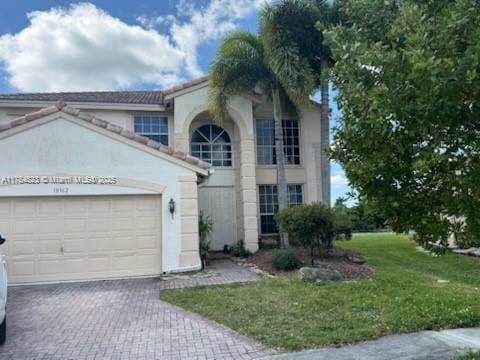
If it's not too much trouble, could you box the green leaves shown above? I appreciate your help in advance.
[208,0,337,122]
[328,0,480,245]
[208,31,269,123]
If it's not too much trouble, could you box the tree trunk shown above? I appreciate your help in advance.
[320,66,331,207]
[272,85,289,249]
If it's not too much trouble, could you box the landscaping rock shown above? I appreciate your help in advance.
[345,252,366,264]
[298,267,342,283]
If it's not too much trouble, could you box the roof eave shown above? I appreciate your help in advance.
[0,100,167,112]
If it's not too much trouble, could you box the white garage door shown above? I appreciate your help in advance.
[0,195,162,284]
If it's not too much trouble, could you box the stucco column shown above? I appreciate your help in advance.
[178,175,201,269]
[239,138,259,252]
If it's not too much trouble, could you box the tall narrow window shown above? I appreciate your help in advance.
[258,184,304,234]
[191,124,232,167]
[256,119,300,165]
[134,115,169,145]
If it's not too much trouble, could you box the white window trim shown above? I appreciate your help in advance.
[190,124,233,168]
[133,114,169,146]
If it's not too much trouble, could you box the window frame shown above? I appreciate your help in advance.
[257,183,304,235]
[190,124,233,168]
[254,118,302,167]
[133,115,169,146]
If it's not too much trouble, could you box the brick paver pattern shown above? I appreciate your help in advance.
[2,260,272,360]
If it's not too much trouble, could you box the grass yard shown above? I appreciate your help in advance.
[161,235,480,351]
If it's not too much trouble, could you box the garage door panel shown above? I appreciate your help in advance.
[63,238,85,253]
[137,254,159,269]
[38,199,63,214]
[10,258,35,277]
[38,240,62,255]
[38,258,63,275]
[87,218,112,233]
[112,217,134,230]
[137,234,159,249]
[0,220,10,234]
[13,200,36,215]
[0,202,10,215]
[88,256,111,272]
[12,239,36,256]
[64,218,87,233]
[136,198,160,211]
[0,195,162,284]
[63,257,87,274]
[136,216,160,229]
[87,236,112,252]
[112,198,135,212]
[38,218,63,233]
[88,199,111,212]
[64,199,87,214]
[112,236,135,251]
[13,220,35,235]
[112,254,136,271]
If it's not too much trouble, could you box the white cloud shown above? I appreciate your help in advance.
[331,171,349,187]
[140,0,270,77]
[0,1,268,92]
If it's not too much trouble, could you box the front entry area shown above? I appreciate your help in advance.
[0,195,162,284]
[198,186,237,251]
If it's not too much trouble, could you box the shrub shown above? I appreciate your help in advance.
[269,249,303,271]
[231,240,251,258]
[332,206,353,240]
[276,203,336,264]
[198,212,213,254]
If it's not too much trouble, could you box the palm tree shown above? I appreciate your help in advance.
[262,0,337,207]
[208,31,305,249]
[208,0,330,248]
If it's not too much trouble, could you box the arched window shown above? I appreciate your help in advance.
[191,124,232,167]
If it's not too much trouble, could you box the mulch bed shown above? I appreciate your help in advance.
[248,247,375,280]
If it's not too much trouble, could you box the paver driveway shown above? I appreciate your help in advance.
[2,261,272,360]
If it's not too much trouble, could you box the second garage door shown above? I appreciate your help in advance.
[0,195,162,284]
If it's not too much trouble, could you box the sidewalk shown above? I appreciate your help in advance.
[259,327,480,360]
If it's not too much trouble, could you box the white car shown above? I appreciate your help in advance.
[0,234,6,345]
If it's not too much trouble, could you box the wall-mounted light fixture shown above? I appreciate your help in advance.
[168,198,176,219]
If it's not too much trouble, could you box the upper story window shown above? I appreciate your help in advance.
[191,124,232,167]
[134,115,169,146]
[256,119,300,166]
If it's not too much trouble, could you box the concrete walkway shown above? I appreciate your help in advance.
[259,327,480,360]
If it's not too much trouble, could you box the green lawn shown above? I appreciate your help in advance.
[161,235,480,351]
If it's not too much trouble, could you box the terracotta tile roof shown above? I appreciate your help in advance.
[163,76,208,95]
[0,90,165,105]
[0,77,209,105]
[0,100,211,173]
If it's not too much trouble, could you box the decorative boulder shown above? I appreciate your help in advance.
[345,252,366,264]
[298,267,342,283]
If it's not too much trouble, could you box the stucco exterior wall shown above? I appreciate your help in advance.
[253,101,322,204]
[173,86,259,252]
[0,114,201,272]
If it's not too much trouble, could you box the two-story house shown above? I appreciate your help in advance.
[0,77,328,284]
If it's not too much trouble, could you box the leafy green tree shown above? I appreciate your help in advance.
[326,0,480,247]
[208,0,323,247]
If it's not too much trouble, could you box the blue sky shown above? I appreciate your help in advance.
[0,0,350,204]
